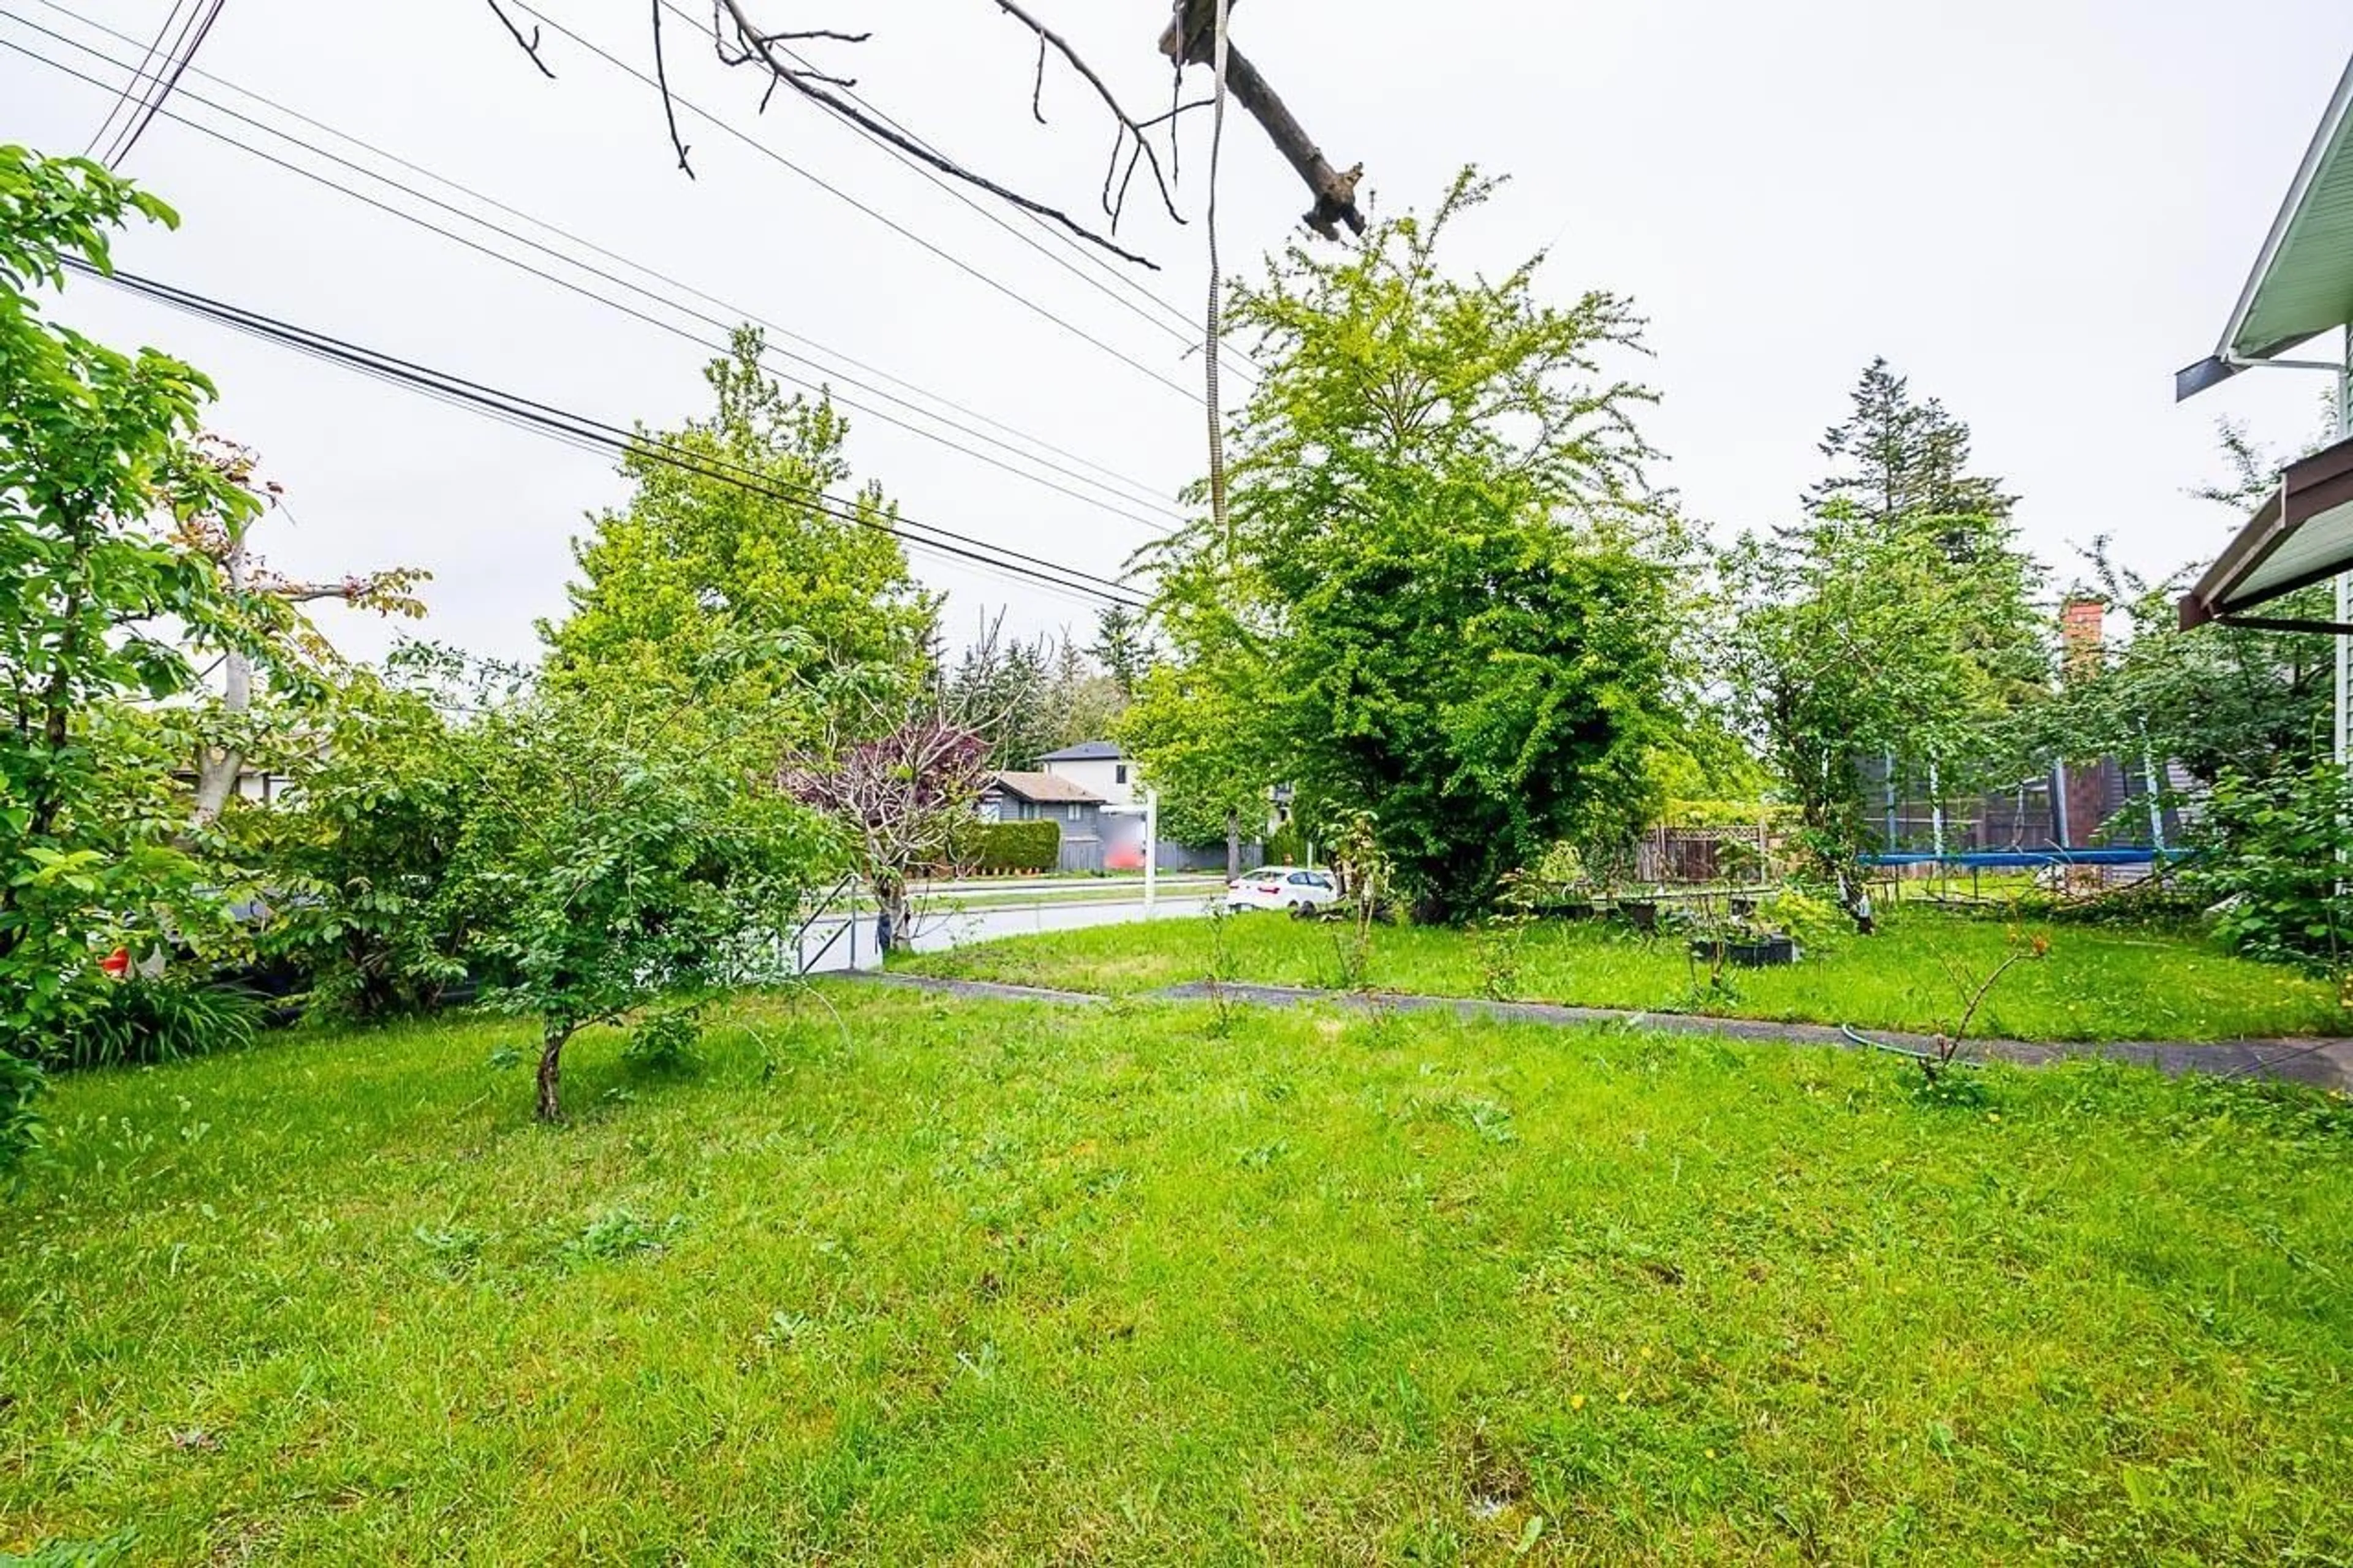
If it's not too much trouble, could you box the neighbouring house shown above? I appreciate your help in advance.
[1034,740,1274,873]
[1039,740,1136,808]
[980,770,1107,873]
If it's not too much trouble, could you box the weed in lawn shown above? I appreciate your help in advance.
[1203,899,1240,1037]
[559,1206,685,1265]
[412,1221,489,1276]
[623,1004,705,1074]
[1,1529,140,1567]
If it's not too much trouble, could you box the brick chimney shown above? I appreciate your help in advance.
[2060,597,2105,683]
[2057,597,2107,847]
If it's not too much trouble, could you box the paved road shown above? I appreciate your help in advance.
[919,874,1227,901]
[799,891,1218,971]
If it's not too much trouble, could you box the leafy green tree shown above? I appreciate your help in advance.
[1116,640,1275,869]
[1807,357,2017,553]
[255,644,517,1018]
[1724,500,2048,918]
[1724,362,2047,921]
[541,325,933,705]
[467,676,825,1121]
[945,612,1126,770]
[0,148,278,1161]
[1145,169,1684,918]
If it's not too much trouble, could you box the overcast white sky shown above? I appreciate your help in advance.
[7,0,2352,665]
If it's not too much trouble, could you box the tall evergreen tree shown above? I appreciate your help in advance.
[1806,357,2017,562]
[1088,604,1155,698]
[540,327,933,703]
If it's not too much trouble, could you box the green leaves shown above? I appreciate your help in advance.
[1722,362,2050,893]
[540,325,930,712]
[1140,167,1680,917]
[0,147,267,1163]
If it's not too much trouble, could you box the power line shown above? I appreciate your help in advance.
[6,18,1188,539]
[36,0,1197,452]
[499,0,1210,407]
[81,0,191,157]
[59,256,1151,611]
[104,0,221,165]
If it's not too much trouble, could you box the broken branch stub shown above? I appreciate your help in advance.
[1159,0,1364,240]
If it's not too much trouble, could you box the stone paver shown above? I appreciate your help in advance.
[1149,982,2353,1091]
[852,971,2353,1091]
[849,971,1109,1006]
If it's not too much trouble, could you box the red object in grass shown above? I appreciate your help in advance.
[100,947,131,979]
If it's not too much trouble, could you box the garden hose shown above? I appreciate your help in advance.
[1839,1023,1984,1068]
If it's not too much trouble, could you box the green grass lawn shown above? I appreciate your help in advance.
[900,907,2349,1043]
[6,990,2353,1562]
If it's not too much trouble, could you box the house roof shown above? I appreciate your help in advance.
[1039,740,1125,762]
[986,770,1105,805]
[2180,430,2353,627]
[2177,54,2353,400]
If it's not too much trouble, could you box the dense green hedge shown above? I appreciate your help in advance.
[972,819,1060,874]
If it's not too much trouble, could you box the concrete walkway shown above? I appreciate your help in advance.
[854,971,2353,1091]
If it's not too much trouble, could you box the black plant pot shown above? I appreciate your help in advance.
[1618,900,1660,934]
[1689,934,1797,968]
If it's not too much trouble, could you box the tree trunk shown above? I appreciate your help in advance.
[1226,811,1241,879]
[536,1024,570,1122]
[874,873,913,955]
[190,538,250,830]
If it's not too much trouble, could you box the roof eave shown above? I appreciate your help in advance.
[2178,52,2353,403]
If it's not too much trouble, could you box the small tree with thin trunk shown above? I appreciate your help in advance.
[778,713,990,947]
[450,667,828,1122]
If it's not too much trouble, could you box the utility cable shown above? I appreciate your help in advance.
[59,256,1151,610]
[30,0,1187,518]
[80,0,190,157]
[5,21,1186,538]
[104,0,221,165]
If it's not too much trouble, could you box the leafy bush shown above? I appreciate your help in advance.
[623,1007,704,1074]
[256,649,501,1021]
[2186,763,2353,972]
[1264,824,1311,868]
[971,819,1059,874]
[49,979,263,1072]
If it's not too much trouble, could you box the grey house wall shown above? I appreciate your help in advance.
[999,797,1105,873]
[1154,841,1265,873]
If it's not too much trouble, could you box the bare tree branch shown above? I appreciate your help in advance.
[651,0,696,178]
[990,0,1186,229]
[483,0,556,78]
[707,0,1162,268]
[1031,33,1048,125]
[1139,96,1219,132]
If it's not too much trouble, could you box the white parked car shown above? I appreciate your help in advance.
[1225,866,1340,914]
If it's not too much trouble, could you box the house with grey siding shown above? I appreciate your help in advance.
[980,771,1108,873]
